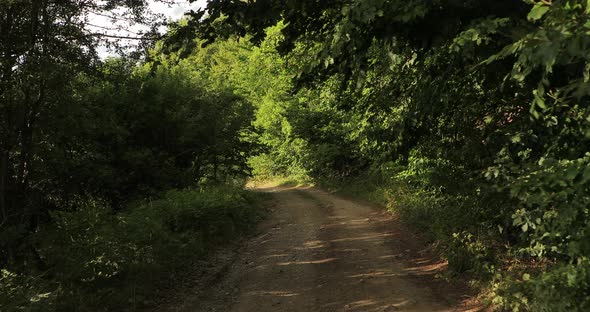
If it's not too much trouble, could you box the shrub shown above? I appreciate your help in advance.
[1,187,263,311]
[0,270,59,312]
[322,154,504,276]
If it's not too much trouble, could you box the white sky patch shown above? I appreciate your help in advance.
[150,0,207,23]
[90,0,207,58]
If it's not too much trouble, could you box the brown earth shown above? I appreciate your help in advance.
[153,185,484,312]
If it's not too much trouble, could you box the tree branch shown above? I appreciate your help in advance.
[85,32,163,40]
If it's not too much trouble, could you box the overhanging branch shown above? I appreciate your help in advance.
[85,32,163,40]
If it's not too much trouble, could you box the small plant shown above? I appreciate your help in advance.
[445,231,496,275]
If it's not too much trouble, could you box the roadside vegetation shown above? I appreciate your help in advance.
[2,0,590,311]
[179,1,590,311]
[0,2,263,311]
[1,187,263,311]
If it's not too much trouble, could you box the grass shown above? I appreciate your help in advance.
[0,186,267,312]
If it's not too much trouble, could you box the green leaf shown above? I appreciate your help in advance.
[582,164,590,183]
[530,107,540,119]
[565,166,579,180]
[528,4,550,21]
[523,273,531,281]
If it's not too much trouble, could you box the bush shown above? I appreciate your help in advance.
[249,153,312,185]
[322,154,503,276]
[490,259,590,312]
[445,231,496,275]
[484,155,590,310]
[526,258,590,312]
[0,270,59,312]
[1,187,263,311]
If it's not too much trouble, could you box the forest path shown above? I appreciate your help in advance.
[157,185,482,312]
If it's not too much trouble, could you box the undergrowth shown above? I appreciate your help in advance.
[313,153,590,311]
[0,187,265,311]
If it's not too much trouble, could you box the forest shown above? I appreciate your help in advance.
[1,0,590,311]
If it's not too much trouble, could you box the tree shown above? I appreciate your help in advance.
[181,2,590,309]
[0,0,163,268]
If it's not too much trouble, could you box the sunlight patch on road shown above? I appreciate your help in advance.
[276,258,338,266]
[329,233,393,243]
[403,261,447,275]
[344,299,377,309]
[293,240,327,250]
[347,270,402,279]
[246,290,301,297]
[261,253,289,259]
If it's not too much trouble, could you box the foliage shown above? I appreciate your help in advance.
[0,269,58,312]
[0,43,256,269]
[492,257,590,312]
[1,187,263,311]
[0,0,164,242]
[3,0,590,310]
[1,2,262,310]
[184,0,590,309]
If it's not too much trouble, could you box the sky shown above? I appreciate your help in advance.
[91,0,207,58]
[148,0,207,21]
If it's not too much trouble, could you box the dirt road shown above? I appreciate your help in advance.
[157,186,481,312]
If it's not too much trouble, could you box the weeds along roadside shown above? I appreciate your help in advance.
[0,186,267,312]
[308,153,589,312]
